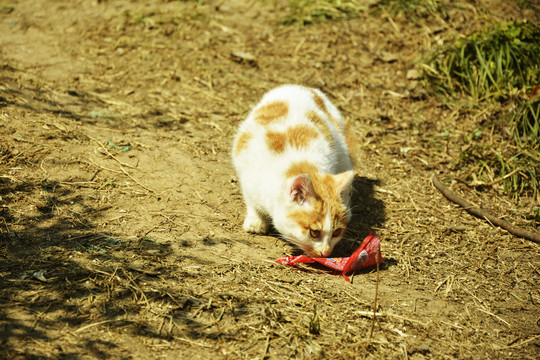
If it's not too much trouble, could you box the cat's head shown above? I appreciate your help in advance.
[276,165,355,257]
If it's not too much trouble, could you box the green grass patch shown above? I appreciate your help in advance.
[421,21,540,103]
[280,0,366,25]
[1,5,15,14]
[512,97,540,148]
[281,0,451,25]
[456,141,538,200]
[421,21,540,201]
[372,0,450,22]
[452,97,539,200]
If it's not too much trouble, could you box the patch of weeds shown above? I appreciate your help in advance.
[372,0,450,23]
[504,97,540,200]
[118,5,206,31]
[131,10,157,29]
[517,0,538,10]
[459,98,539,200]
[421,21,540,103]
[308,305,320,335]
[525,206,540,225]
[280,0,367,25]
[454,138,539,201]
[512,97,540,148]
[422,21,540,201]
[1,5,14,14]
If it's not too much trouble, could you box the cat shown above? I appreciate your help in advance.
[231,84,355,257]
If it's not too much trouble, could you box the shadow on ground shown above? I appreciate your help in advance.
[0,141,265,359]
[332,175,386,256]
[0,66,188,131]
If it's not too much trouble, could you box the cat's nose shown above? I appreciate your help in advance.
[320,250,332,257]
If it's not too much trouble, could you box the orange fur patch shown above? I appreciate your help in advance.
[254,101,289,126]
[310,90,342,130]
[285,160,319,179]
[306,110,334,148]
[291,203,324,230]
[286,161,348,230]
[266,125,319,154]
[343,122,357,166]
[234,131,252,157]
[286,125,319,149]
[308,90,354,166]
[311,91,328,113]
[265,130,287,154]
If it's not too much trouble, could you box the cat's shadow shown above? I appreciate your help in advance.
[333,175,386,257]
[281,175,386,257]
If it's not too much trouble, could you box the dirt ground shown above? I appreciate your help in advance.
[1,0,539,359]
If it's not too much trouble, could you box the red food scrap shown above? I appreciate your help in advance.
[276,232,383,282]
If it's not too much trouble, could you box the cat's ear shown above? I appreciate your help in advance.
[334,170,355,199]
[290,174,315,205]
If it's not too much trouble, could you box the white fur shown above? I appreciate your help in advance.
[232,84,353,256]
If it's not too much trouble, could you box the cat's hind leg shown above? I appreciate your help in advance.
[243,206,270,234]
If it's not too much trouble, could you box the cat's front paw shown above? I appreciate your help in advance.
[243,215,270,234]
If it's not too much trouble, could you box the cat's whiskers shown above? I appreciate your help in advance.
[347,204,362,214]
[337,213,350,223]
[280,233,303,246]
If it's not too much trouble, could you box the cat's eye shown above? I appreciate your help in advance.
[309,229,321,238]
[332,228,344,238]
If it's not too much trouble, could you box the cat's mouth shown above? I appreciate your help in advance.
[304,247,332,258]
[309,251,332,257]
[298,244,315,257]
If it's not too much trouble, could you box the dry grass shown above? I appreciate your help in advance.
[0,0,539,359]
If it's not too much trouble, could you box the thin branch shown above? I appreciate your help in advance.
[432,174,540,243]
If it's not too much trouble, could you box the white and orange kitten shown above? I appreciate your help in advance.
[232,84,355,257]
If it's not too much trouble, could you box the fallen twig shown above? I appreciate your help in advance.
[432,174,540,243]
